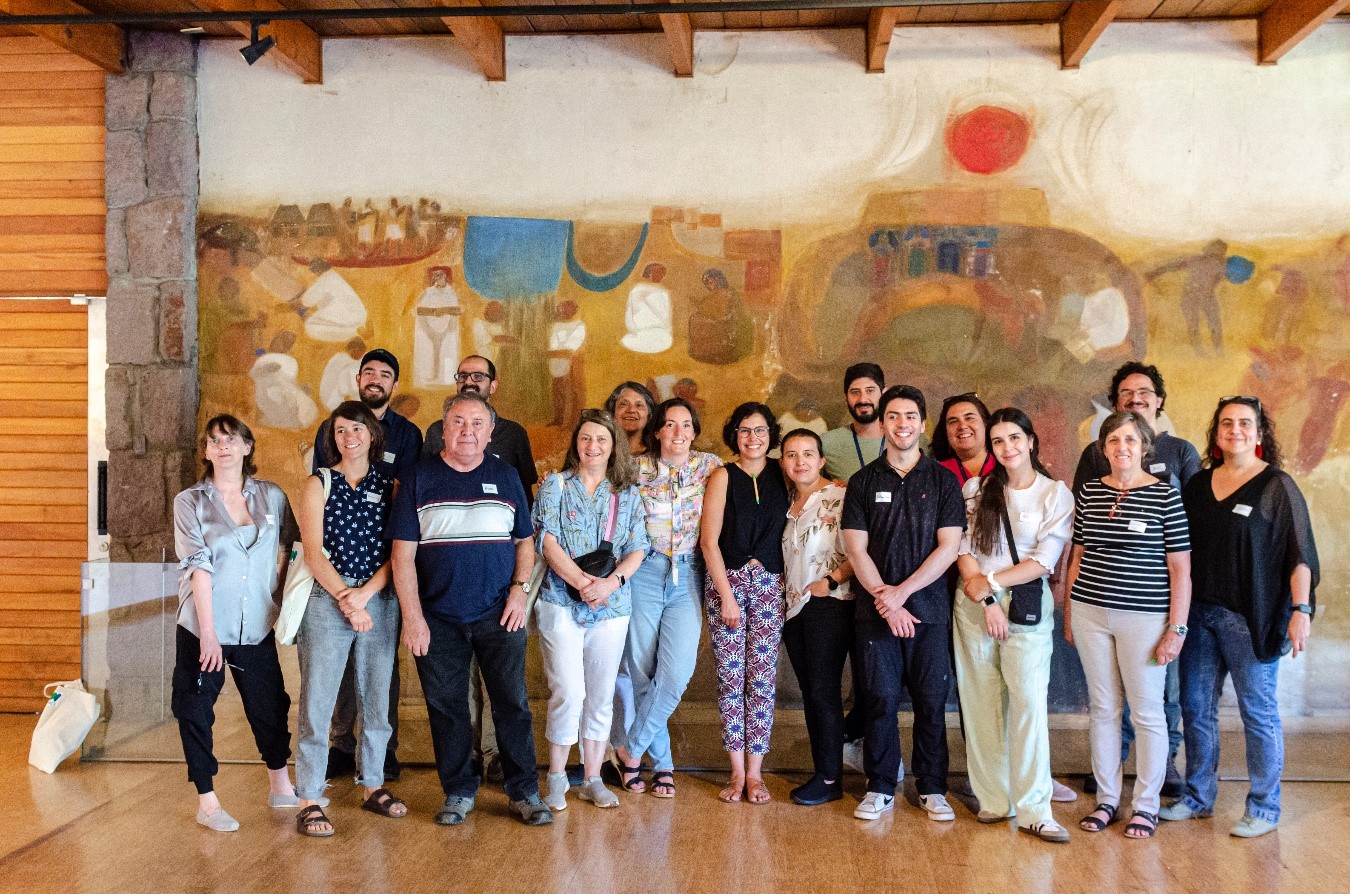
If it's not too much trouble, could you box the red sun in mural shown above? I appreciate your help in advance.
[946,105,1031,175]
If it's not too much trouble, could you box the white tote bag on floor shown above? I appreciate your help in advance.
[28,680,100,773]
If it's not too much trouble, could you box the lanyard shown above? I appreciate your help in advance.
[852,429,883,469]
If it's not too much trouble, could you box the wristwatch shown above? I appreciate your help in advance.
[1294,604,1313,616]
[511,579,531,595]
[982,594,999,607]
[826,575,840,592]
[1167,624,1188,637]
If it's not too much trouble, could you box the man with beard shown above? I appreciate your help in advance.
[1073,361,1200,797]
[822,363,886,482]
[422,355,538,509]
[310,349,423,783]
[422,354,539,783]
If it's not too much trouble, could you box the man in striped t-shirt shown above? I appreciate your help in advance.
[388,392,552,827]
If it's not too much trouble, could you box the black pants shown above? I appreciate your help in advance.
[856,607,950,797]
[171,626,292,795]
[413,609,539,802]
[783,598,854,781]
[842,636,869,744]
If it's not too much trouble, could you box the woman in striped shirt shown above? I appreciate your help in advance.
[1064,410,1191,839]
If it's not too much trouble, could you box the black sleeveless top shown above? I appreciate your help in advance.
[718,463,790,574]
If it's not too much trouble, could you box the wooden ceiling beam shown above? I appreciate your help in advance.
[433,0,505,81]
[864,8,899,73]
[0,1,124,73]
[1059,0,1121,69]
[197,1,323,84]
[658,11,694,77]
[1257,0,1350,64]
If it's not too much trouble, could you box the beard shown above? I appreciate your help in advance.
[361,386,390,411]
[848,403,878,425]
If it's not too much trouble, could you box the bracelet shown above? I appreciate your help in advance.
[986,571,1003,594]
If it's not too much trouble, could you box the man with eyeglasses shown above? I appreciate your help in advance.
[421,354,539,785]
[310,349,423,785]
[1072,360,1201,797]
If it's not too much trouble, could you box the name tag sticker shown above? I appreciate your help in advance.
[383,451,396,464]
[1127,519,1147,534]
[1019,511,1034,522]
[1149,462,1167,474]
[364,491,381,503]
[483,483,498,494]
[1233,504,1253,517]
[875,491,892,503]
[265,514,276,525]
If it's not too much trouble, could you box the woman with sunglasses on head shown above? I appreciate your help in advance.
[605,381,657,458]
[172,415,300,832]
[932,393,995,485]
[533,409,649,811]
[952,409,1074,842]
[701,402,791,804]
[1159,397,1317,839]
[1064,410,1191,840]
[613,398,722,798]
[294,401,404,837]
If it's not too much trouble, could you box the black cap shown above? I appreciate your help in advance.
[360,348,400,380]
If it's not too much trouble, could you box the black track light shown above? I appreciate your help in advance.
[239,21,275,66]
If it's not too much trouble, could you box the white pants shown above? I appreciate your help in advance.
[536,600,631,746]
[1071,601,1168,816]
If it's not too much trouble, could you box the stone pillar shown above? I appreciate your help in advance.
[104,32,200,562]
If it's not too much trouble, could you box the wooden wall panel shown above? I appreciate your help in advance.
[0,37,105,299]
[0,298,86,713]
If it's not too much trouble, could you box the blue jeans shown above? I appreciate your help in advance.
[295,580,399,799]
[1178,601,1283,823]
[623,553,703,772]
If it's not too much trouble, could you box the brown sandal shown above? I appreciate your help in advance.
[361,787,407,818]
[746,778,771,805]
[718,776,746,803]
[296,804,335,837]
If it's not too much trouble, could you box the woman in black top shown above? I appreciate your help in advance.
[701,402,790,803]
[1160,396,1317,839]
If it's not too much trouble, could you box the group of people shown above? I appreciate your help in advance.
[171,350,1318,845]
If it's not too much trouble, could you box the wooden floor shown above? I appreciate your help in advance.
[3,716,1348,894]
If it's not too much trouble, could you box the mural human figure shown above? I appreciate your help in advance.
[1265,265,1308,347]
[318,336,366,410]
[356,200,379,258]
[621,262,673,353]
[688,269,748,365]
[472,300,515,364]
[250,331,318,430]
[1146,240,1229,356]
[1332,234,1350,313]
[298,258,368,342]
[384,198,406,258]
[548,300,587,427]
[413,265,462,387]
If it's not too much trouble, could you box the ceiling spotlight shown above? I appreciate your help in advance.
[239,21,275,66]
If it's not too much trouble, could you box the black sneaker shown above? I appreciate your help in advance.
[384,752,402,783]
[1083,775,1098,795]
[1161,758,1183,798]
[790,775,843,806]
[325,747,356,781]
[485,753,504,784]
[565,763,585,787]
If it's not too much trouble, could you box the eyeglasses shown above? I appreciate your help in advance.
[1117,388,1157,400]
[454,372,492,384]
[737,426,771,437]
[1220,395,1262,413]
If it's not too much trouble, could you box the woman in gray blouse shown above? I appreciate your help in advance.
[172,414,301,832]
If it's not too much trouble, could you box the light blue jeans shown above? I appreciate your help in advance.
[1178,601,1283,823]
[296,579,400,799]
[623,553,703,772]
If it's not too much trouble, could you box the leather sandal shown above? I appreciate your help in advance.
[611,754,645,793]
[1079,803,1119,833]
[718,776,746,803]
[649,770,676,799]
[361,787,407,818]
[746,778,771,804]
[296,804,335,837]
[1125,810,1159,839]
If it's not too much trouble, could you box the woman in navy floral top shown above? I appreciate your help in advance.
[534,409,649,811]
[294,401,404,836]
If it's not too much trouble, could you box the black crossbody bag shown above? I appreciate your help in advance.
[1000,509,1045,626]
[565,491,620,602]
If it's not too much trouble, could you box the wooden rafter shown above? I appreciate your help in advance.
[432,0,505,81]
[1257,0,1350,64]
[198,0,322,84]
[0,0,124,73]
[1059,0,1121,70]
[864,8,898,74]
[658,10,693,78]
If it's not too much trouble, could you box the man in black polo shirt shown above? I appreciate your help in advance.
[842,384,965,823]
[311,348,423,783]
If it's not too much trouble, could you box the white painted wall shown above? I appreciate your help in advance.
[199,22,1350,244]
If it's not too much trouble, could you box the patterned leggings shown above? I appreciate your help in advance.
[705,563,785,755]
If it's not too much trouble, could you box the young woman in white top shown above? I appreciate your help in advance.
[953,408,1074,843]
[779,429,855,806]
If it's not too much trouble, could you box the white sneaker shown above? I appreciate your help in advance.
[544,772,569,811]
[919,793,956,822]
[842,740,865,774]
[854,792,895,820]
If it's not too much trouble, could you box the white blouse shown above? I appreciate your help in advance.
[782,483,852,621]
[957,473,1074,574]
